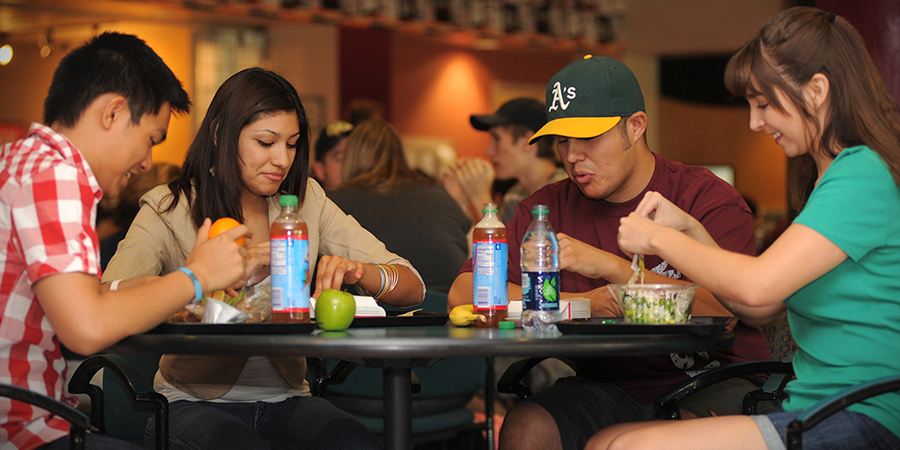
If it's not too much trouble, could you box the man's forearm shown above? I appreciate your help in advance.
[448,273,474,312]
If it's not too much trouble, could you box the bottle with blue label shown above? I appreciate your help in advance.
[472,203,508,328]
[270,195,310,323]
[520,204,560,334]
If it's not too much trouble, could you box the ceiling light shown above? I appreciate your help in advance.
[0,44,11,65]
[39,29,53,58]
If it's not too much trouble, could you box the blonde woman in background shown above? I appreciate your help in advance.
[327,118,471,293]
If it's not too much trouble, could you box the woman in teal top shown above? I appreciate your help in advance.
[582,7,900,450]
[785,145,899,426]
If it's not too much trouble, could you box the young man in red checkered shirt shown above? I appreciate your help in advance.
[0,32,250,449]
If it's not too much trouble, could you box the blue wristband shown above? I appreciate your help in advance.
[176,267,203,303]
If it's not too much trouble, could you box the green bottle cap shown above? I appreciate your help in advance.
[532,204,549,214]
[499,321,515,330]
[280,195,298,206]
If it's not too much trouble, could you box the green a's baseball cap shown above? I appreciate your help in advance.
[529,55,645,144]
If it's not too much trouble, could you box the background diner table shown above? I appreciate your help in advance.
[107,321,736,450]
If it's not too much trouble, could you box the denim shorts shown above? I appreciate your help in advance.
[752,408,900,450]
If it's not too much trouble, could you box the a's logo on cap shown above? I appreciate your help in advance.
[548,82,576,112]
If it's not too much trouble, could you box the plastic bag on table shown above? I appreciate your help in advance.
[167,276,272,323]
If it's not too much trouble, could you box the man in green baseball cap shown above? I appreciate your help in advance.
[447,55,768,450]
[530,54,646,143]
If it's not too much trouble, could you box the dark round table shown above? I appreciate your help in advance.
[110,323,735,450]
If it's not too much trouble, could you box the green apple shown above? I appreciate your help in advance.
[315,289,356,331]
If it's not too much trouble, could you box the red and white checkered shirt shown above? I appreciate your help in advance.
[0,123,103,449]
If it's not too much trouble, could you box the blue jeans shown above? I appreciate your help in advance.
[38,434,142,450]
[752,408,900,450]
[149,396,382,450]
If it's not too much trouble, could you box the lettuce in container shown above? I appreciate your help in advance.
[606,284,697,324]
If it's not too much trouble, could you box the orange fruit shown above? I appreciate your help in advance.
[209,217,245,246]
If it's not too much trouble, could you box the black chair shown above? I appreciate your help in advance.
[655,359,794,419]
[67,353,167,450]
[67,352,339,450]
[495,356,577,400]
[785,374,900,450]
[0,383,93,450]
[497,354,795,416]
[655,311,797,418]
[499,312,797,417]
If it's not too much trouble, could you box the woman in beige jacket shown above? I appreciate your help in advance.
[104,67,424,450]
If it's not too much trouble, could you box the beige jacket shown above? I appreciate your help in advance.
[103,178,422,399]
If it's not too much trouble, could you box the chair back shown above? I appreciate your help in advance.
[322,290,488,438]
[101,354,163,445]
[0,383,91,450]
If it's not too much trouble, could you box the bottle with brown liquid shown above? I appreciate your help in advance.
[270,195,310,323]
[472,203,508,327]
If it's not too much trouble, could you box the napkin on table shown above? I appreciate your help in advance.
[202,298,251,324]
[310,295,386,319]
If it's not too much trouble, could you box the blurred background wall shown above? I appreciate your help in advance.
[1,0,897,224]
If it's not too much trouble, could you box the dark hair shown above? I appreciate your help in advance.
[113,163,182,228]
[314,120,354,162]
[500,123,556,161]
[166,68,310,227]
[43,32,190,127]
[337,118,432,192]
[725,7,900,211]
[343,98,386,125]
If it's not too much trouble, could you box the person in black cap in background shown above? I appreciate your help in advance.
[448,55,769,450]
[443,97,567,224]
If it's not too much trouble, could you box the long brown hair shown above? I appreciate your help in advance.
[336,118,432,192]
[166,68,310,227]
[724,7,900,212]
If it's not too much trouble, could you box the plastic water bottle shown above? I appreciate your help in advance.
[472,203,508,327]
[270,195,310,323]
[520,204,560,335]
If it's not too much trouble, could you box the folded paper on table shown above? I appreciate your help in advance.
[561,298,590,320]
[508,300,523,319]
[310,295,386,319]
[506,298,589,320]
[351,295,386,317]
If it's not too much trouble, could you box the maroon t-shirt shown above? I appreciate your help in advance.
[460,153,769,404]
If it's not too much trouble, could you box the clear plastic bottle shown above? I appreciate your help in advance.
[520,204,561,334]
[270,195,310,323]
[472,203,508,328]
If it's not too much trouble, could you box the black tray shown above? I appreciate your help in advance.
[556,316,736,336]
[346,311,448,328]
[148,322,318,335]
